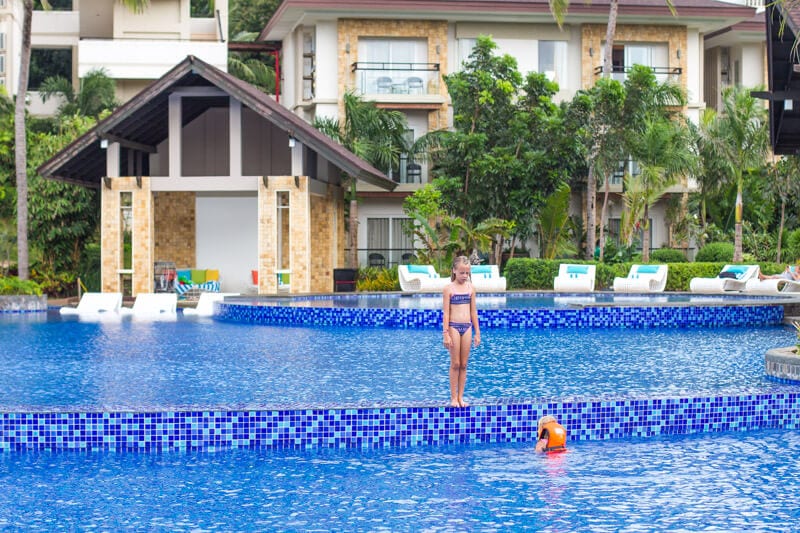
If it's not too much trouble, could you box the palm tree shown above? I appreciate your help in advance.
[14,0,33,279]
[626,116,694,262]
[547,0,676,259]
[314,92,409,268]
[14,0,147,280]
[228,31,276,94]
[766,156,800,263]
[699,86,768,261]
[39,68,118,120]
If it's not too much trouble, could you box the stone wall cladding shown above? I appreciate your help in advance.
[0,295,47,312]
[581,24,686,93]
[154,191,196,269]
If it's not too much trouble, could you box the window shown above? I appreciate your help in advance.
[277,191,290,272]
[366,217,413,266]
[360,38,427,66]
[538,41,567,84]
[607,217,651,249]
[302,33,315,101]
[29,48,72,90]
[458,38,477,68]
[0,33,5,51]
[0,55,5,76]
[119,192,133,297]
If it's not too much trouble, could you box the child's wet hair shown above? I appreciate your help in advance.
[451,255,471,281]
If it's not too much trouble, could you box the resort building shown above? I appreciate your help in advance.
[0,0,228,113]
[260,0,766,264]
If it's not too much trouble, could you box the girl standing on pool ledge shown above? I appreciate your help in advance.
[442,256,481,408]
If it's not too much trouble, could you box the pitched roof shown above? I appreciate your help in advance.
[762,1,800,154]
[261,0,757,40]
[38,55,396,190]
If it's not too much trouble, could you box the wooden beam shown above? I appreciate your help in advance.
[101,134,157,154]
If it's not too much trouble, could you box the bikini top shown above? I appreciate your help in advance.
[450,292,472,305]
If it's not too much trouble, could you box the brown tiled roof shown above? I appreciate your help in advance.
[38,56,396,190]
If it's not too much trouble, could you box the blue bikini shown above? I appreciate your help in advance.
[449,292,472,336]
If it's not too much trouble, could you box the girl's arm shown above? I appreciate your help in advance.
[442,285,452,346]
[470,286,480,346]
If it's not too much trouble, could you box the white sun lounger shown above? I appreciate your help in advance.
[183,292,239,317]
[59,292,123,315]
[469,264,507,292]
[744,277,800,296]
[121,293,178,318]
[553,264,596,292]
[613,264,669,293]
[398,265,450,293]
[689,264,760,293]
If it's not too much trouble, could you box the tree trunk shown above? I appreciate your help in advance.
[598,171,611,262]
[602,0,619,79]
[14,0,33,280]
[348,181,359,269]
[585,162,597,259]
[733,184,743,262]
[778,200,785,264]
[642,204,651,263]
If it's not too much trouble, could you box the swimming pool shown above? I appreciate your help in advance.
[1,428,798,530]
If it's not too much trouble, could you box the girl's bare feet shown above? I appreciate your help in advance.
[459,398,469,408]
[450,399,460,407]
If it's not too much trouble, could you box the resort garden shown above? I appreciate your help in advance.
[0,36,799,296]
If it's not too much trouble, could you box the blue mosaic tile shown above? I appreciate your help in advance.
[2,393,799,453]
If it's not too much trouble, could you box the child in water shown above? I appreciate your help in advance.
[535,415,567,453]
[442,256,481,407]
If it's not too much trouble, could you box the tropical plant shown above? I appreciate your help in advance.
[766,156,800,263]
[38,68,118,120]
[537,182,576,259]
[699,86,768,261]
[228,31,276,94]
[314,92,409,268]
[626,116,694,262]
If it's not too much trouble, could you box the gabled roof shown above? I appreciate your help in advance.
[38,55,396,190]
[261,0,757,41]
[760,2,800,154]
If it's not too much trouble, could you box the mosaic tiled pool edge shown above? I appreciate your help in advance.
[2,392,799,453]
[215,301,785,329]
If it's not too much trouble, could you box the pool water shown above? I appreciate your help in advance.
[1,428,797,531]
[250,291,780,309]
[0,313,795,410]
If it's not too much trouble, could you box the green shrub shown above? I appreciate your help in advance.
[695,242,734,263]
[784,229,800,264]
[357,266,399,291]
[0,276,43,296]
[650,249,688,263]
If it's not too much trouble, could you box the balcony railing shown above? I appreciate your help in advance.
[594,65,682,84]
[351,62,440,95]
[352,248,418,269]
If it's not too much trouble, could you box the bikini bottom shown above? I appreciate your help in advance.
[449,322,472,336]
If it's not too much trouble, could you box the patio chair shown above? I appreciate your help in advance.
[744,277,800,295]
[553,264,596,292]
[398,264,450,292]
[689,264,760,293]
[376,76,392,94]
[59,292,123,315]
[368,253,386,268]
[470,264,507,292]
[183,292,240,317]
[407,76,424,94]
[612,264,669,293]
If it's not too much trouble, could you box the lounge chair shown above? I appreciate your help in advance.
[398,265,450,293]
[120,293,178,318]
[689,264,760,293]
[612,264,669,293]
[744,277,800,295]
[183,292,239,317]
[470,264,507,292]
[553,264,596,292]
[59,292,123,315]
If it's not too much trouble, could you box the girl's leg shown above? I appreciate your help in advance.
[447,328,462,407]
[456,329,473,407]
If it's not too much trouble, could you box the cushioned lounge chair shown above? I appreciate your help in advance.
[469,264,507,292]
[183,292,239,317]
[119,293,177,319]
[398,265,450,293]
[60,292,123,315]
[553,264,596,292]
[689,264,760,293]
[743,277,800,295]
[613,264,669,293]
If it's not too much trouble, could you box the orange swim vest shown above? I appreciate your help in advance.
[539,421,567,452]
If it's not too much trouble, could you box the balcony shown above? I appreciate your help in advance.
[31,9,79,47]
[78,39,227,79]
[594,65,682,84]
[351,62,444,103]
